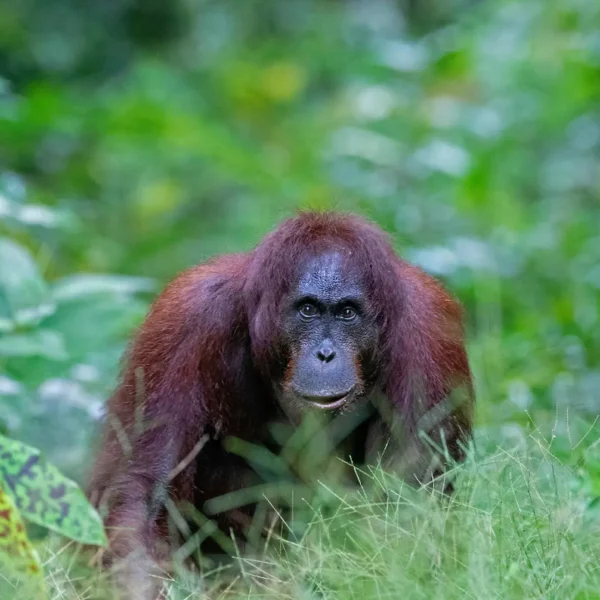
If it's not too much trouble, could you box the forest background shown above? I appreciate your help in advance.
[1,0,600,598]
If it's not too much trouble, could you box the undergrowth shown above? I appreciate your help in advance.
[26,434,600,600]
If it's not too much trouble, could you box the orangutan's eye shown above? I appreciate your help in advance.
[338,306,357,321]
[299,304,319,318]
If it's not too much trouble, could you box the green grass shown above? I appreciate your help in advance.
[28,434,600,600]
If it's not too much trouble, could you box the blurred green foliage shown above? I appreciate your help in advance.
[0,0,599,509]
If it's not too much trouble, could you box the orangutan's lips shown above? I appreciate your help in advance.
[302,391,351,410]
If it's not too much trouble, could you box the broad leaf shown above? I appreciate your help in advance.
[0,435,107,546]
[0,329,68,360]
[53,274,156,301]
[0,237,54,331]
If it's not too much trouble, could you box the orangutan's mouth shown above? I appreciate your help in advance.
[300,391,352,410]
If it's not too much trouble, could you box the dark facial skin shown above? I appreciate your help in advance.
[277,251,379,417]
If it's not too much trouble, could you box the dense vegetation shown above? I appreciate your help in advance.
[1,0,599,597]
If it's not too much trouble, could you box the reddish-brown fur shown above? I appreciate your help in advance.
[88,212,473,583]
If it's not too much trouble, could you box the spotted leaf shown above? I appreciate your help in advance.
[0,435,107,546]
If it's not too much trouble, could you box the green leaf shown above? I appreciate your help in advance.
[0,329,68,360]
[53,274,156,301]
[0,435,107,547]
[0,484,45,591]
[0,237,54,331]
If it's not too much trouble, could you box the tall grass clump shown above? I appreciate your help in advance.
[228,448,599,600]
